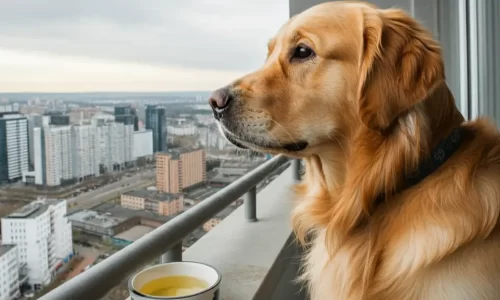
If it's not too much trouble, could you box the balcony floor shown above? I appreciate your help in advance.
[183,166,307,299]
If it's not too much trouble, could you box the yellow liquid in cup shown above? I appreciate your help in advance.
[139,275,210,297]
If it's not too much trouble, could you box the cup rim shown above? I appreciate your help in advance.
[128,261,222,299]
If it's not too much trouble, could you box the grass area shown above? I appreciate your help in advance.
[0,200,30,217]
[3,166,154,201]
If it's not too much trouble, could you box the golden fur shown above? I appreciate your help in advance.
[211,1,500,299]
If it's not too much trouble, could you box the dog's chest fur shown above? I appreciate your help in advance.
[301,220,500,300]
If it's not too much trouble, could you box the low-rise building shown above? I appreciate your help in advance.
[68,204,177,247]
[68,210,131,237]
[112,225,155,247]
[92,203,173,227]
[121,189,184,217]
[184,187,220,206]
[207,165,257,188]
[70,203,208,250]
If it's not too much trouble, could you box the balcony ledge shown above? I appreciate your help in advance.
[125,166,304,299]
[182,166,305,300]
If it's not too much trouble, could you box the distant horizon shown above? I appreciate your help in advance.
[0,1,288,92]
[0,90,212,95]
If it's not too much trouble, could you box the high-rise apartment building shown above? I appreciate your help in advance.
[27,114,50,167]
[0,104,14,113]
[49,115,70,126]
[145,105,167,153]
[96,121,134,172]
[156,148,206,193]
[72,124,100,180]
[1,199,73,291]
[0,113,29,182]
[115,105,139,131]
[30,119,135,186]
[68,108,100,124]
[34,126,73,186]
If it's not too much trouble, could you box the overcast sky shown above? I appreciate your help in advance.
[0,0,288,92]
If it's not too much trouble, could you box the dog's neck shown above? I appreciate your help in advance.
[305,82,465,234]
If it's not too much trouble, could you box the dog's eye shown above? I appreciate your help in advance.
[291,44,315,61]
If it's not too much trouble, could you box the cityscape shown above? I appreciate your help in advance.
[0,0,292,299]
[0,93,280,299]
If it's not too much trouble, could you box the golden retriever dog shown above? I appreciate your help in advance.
[209,1,500,299]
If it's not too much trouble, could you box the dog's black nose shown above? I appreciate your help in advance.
[209,87,233,113]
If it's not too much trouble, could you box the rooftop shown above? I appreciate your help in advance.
[92,202,174,223]
[133,129,152,134]
[0,244,15,257]
[68,210,125,229]
[6,199,63,219]
[113,225,155,242]
[185,186,220,201]
[0,112,24,119]
[123,189,182,202]
[157,146,204,159]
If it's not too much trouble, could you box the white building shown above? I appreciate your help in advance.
[1,199,73,291]
[123,123,134,165]
[72,124,100,180]
[33,128,44,185]
[27,119,135,186]
[0,104,13,113]
[27,115,50,167]
[198,126,230,150]
[167,124,197,136]
[31,125,73,186]
[0,113,29,182]
[133,129,153,159]
[0,244,25,300]
[194,114,216,126]
[96,121,134,172]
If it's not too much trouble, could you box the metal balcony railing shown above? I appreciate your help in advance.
[40,155,300,300]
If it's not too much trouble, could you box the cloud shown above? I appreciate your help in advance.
[0,0,289,72]
[0,48,248,92]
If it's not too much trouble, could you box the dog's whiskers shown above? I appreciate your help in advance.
[270,118,300,149]
[262,128,285,170]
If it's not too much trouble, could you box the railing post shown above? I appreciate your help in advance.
[160,242,182,263]
[245,186,258,222]
[292,159,301,182]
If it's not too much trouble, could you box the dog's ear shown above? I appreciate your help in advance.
[357,8,444,132]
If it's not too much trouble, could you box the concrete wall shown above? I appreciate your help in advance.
[290,0,500,126]
[289,0,467,118]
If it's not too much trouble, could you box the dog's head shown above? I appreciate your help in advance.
[209,1,444,157]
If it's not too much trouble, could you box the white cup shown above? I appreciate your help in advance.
[128,261,221,300]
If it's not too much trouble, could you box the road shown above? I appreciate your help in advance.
[67,170,155,213]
